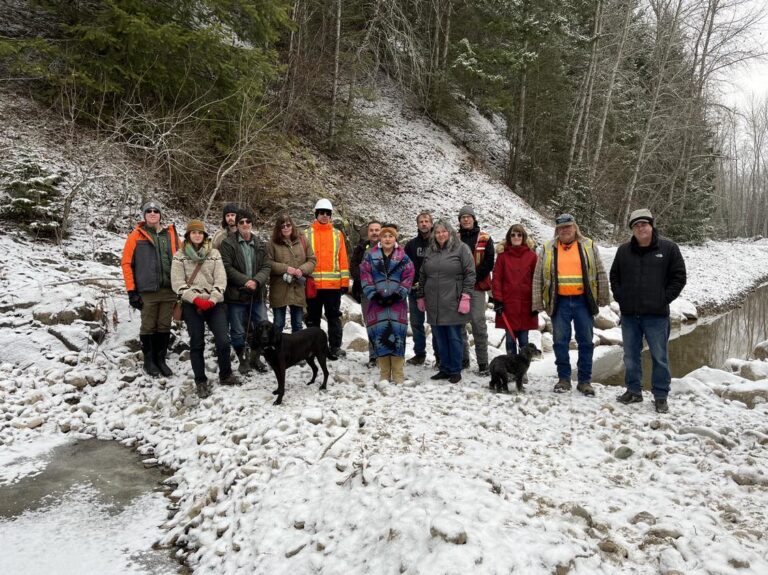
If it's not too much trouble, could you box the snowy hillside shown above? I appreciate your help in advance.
[2,87,768,575]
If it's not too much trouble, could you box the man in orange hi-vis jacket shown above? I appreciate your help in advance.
[122,200,180,377]
[304,198,350,360]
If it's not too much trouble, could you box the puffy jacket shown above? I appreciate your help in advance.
[492,242,538,331]
[304,221,349,290]
[220,232,270,303]
[121,222,180,293]
[609,230,687,316]
[404,232,431,286]
[418,239,476,326]
[267,236,316,308]
[350,238,374,301]
[170,240,226,304]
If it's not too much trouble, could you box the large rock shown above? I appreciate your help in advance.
[430,516,467,545]
[594,307,619,329]
[739,360,768,381]
[753,340,768,360]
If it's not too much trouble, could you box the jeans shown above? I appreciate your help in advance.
[432,324,463,376]
[408,292,437,357]
[306,289,343,350]
[182,302,232,382]
[552,295,594,383]
[621,314,671,399]
[227,300,268,351]
[462,290,489,365]
[273,305,304,334]
[505,330,529,355]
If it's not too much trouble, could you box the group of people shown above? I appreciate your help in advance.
[122,198,686,413]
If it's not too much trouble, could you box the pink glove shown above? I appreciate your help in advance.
[458,293,471,314]
[417,298,426,312]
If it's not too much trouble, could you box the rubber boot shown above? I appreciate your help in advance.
[153,332,173,377]
[235,347,250,375]
[390,356,405,384]
[377,356,392,381]
[139,334,160,377]
[249,346,269,373]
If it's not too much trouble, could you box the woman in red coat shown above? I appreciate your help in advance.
[492,224,538,355]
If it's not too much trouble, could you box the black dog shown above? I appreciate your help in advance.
[256,320,329,405]
[489,343,541,393]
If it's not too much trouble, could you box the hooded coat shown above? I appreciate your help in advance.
[360,244,415,357]
[491,241,538,331]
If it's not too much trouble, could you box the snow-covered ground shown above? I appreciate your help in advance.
[2,88,768,574]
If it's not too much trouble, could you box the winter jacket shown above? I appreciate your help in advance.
[220,232,270,303]
[491,242,538,331]
[267,236,317,308]
[609,230,687,316]
[360,245,415,357]
[418,239,476,326]
[304,221,350,290]
[170,240,226,305]
[121,222,180,293]
[459,223,495,290]
[404,232,431,288]
[532,236,609,316]
[350,238,374,301]
[211,227,233,251]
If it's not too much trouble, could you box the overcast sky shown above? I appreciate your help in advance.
[718,1,768,109]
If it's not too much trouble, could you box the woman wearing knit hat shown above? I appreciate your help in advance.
[360,226,415,383]
[171,219,238,398]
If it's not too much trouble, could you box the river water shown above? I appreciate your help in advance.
[604,283,768,386]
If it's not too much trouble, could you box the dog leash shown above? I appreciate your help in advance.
[498,310,517,343]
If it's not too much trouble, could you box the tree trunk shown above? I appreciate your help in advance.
[328,0,342,145]
[575,0,603,168]
[509,55,528,192]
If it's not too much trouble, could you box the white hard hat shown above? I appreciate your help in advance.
[314,198,333,212]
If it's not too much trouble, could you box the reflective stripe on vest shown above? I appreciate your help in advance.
[305,227,349,283]
[542,238,598,309]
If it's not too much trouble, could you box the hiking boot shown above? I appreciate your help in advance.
[448,374,462,384]
[235,347,250,375]
[406,354,426,366]
[219,372,240,386]
[478,362,489,375]
[553,379,572,393]
[195,379,212,399]
[577,382,595,397]
[654,398,669,414]
[617,390,643,404]
[431,371,450,380]
[328,347,346,361]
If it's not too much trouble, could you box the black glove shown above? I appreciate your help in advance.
[379,294,396,307]
[389,292,403,302]
[128,291,143,310]
[493,300,504,313]
[531,309,540,317]
[371,292,385,305]
[340,287,349,296]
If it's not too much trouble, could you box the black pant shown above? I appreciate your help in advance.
[305,289,342,349]
[182,302,232,382]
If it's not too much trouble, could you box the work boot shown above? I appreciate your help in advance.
[250,347,269,373]
[553,378,572,393]
[406,354,426,366]
[139,334,160,377]
[153,332,174,377]
[377,356,392,381]
[654,398,669,413]
[577,382,596,397]
[390,356,405,384]
[328,347,346,361]
[195,379,212,399]
[219,372,240,386]
[430,371,450,380]
[617,390,643,404]
[448,374,462,384]
[235,347,250,375]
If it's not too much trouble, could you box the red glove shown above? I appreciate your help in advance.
[458,293,471,314]
[417,298,426,312]
[193,297,215,311]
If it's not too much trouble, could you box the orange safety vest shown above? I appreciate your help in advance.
[556,241,585,296]
[304,221,349,289]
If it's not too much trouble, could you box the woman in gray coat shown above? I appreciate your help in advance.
[417,219,476,383]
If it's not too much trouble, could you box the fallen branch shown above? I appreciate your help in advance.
[318,427,349,461]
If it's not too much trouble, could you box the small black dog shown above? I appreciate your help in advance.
[489,343,542,393]
[256,320,330,405]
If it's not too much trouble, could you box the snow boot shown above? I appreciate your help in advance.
[390,356,405,384]
[139,334,160,377]
[377,356,392,381]
[153,332,174,377]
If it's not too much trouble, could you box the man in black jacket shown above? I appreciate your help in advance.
[350,220,381,367]
[610,208,687,413]
[404,211,435,365]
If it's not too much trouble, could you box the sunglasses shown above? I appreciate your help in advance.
[238,219,252,225]
[145,209,160,214]
[510,232,523,238]
[317,209,332,216]
[280,223,292,229]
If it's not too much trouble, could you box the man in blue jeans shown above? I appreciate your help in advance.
[404,212,436,366]
[532,214,610,396]
[610,208,687,413]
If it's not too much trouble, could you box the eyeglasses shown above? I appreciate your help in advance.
[510,232,523,238]
[238,219,252,225]
[281,223,292,229]
[555,214,575,226]
[145,209,160,214]
[317,209,332,216]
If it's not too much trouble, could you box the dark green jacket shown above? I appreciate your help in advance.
[220,232,270,303]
